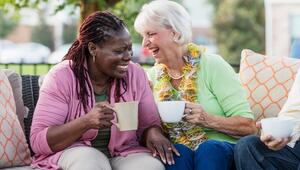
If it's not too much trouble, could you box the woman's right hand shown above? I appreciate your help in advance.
[84,101,115,129]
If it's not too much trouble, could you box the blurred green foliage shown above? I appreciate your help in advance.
[109,0,148,43]
[0,11,18,38]
[208,0,265,65]
[0,0,148,43]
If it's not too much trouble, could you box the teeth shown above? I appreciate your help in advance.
[118,65,128,69]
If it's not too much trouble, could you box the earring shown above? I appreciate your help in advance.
[92,55,96,63]
[173,38,178,43]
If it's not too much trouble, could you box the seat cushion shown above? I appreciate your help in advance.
[239,49,300,120]
[0,70,31,168]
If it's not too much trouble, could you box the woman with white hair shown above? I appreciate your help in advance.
[134,0,256,169]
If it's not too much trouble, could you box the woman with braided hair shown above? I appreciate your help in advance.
[30,11,177,170]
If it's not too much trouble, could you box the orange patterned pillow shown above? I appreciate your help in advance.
[239,49,300,121]
[0,70,31,168]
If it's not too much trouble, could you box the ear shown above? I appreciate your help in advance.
[88,42,97,56]
[172,31,181,42]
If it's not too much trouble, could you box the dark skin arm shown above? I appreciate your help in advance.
[47,102,114,152]
[141,125,180,165]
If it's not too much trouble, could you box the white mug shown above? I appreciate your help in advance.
[113,101,139,131]
[157,101,185,123]
[261,116,296,139]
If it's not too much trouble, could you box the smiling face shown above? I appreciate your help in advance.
[89,28,133,80]
[141,25,181,64]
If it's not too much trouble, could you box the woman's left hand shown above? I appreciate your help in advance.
[144,126,180,165]
[184,102,211,127]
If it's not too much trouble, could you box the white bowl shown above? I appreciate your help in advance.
[261,116,296,139]
[157,101,185,123]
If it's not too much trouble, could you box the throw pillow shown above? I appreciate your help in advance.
[239,49,300,121]
[2,69,27,130]
[0,70,31,168]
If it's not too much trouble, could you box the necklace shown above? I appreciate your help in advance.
[154,43,205,102]
[167,71,184,80]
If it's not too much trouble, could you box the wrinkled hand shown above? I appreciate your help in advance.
[84,101,114,130]
[144,126,180,165]
[257,122,291,151]
[184,102,210,127]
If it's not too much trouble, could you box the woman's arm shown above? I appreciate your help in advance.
[46,116,90,152]
[30,69,114,154]
[206,115,256,137]
[46,102,115,152]
[184,54,257,137]
[185,103,256,138]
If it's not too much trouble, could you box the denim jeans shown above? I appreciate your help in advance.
[234,135,300,170]
[165,140,235,170]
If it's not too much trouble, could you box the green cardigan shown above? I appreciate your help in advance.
[148,53,254,144]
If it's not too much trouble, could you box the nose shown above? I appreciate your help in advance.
[122,50,132,61]
[142,37,150,48]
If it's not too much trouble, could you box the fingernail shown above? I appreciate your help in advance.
[162,159,166,164]
[168,161,172,165]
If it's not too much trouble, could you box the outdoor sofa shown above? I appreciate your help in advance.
[1,49,300,169]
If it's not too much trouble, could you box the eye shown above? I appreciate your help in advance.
[114,50,124,54]
[128,45,132,51]
[147,32,156,38]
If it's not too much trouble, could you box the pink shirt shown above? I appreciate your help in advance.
[30,60,161,170]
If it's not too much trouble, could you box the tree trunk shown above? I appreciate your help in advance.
[79,0,121,23]
[80,0,99,22]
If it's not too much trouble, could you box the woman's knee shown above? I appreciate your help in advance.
[195,140,234,159]
[174,144,193,159]
[111,153,164,170]
[165,144,193,170]
[58,146,111,170]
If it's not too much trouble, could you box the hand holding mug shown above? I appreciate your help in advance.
[84,101,114,129]
[184,102,210,126]
[257,122,291,151]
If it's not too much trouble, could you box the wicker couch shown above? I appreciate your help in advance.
[21,75,40,157]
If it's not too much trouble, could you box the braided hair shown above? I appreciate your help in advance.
[63,11,128,114]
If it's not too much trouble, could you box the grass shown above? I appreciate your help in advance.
[0,64,54,75]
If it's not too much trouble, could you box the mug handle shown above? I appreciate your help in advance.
[111,110,120,128]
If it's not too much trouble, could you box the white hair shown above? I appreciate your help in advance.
[134,0,192,45]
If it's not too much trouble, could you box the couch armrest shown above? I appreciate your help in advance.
[22,75,40,156]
